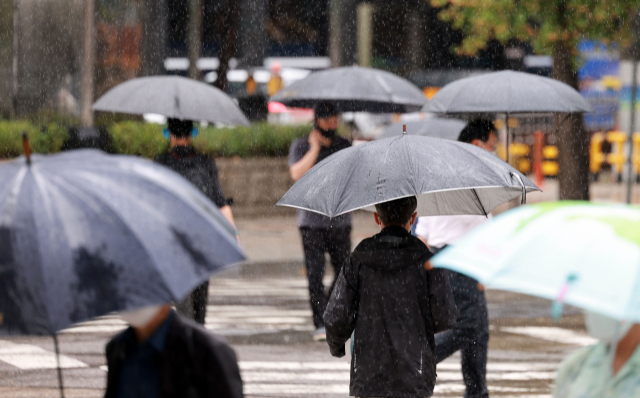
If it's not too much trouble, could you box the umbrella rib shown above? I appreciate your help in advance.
[471,189,488,217]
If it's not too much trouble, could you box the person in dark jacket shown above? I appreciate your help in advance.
[324,196,457,398]
[105,304,243,398]
[289,102,352,341]
[155,118,238,325]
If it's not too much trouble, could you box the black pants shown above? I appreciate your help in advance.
[300,227,351,329]
[177,281,209,325]
[435,269,489,398]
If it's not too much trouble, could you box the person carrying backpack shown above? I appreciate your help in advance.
[324,196,457,397]
[155,118,238,325]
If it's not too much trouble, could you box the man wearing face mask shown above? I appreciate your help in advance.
[289,102,351,342]
[554,311,640,397]
[105,304,243,398]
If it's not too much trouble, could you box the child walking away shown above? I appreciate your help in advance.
[324,196,457,398]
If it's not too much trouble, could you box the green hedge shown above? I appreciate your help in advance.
[0,121,69,158]
[0,121,316,159]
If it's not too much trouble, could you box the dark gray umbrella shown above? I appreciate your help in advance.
[422,70,592,115]
[277,134,539,217]
[0,149,245,336]
[93,75,250,126]
[271,66,427,113]
[379,118,467,140]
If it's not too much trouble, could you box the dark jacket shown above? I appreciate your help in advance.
[155,146,227,208]
[105,312,243,398]
[324,226,457,398]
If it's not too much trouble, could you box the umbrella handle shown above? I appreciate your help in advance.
[510,172,526,204]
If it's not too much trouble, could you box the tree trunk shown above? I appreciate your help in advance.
[553,41,590,200]
[215,0,238,92]
[187,0,202,80]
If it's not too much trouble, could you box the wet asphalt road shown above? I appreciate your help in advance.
[0,212,593,397]
[0,268,590,398]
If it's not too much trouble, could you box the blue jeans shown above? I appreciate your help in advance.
[434,269,489,398]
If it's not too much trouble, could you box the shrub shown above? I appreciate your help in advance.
[0,121,68,158]
[0,120,331,159]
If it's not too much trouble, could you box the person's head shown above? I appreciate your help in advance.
[314,102,339,138]
[120,304,172,342]
[374,196,418,231]
[167,118,194,146]
[458,119,498,152]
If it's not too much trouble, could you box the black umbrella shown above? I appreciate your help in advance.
[0,141,245,396]
[277,134,539,218]
[93,75,250,126]
[271,66,427,113]
[378,118,467,140]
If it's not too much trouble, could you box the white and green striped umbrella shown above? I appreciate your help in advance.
[431,201,640,322]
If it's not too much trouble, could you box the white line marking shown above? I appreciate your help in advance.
[239,361,350,370]
[0,341,88,370]
[438,362,559,372]
[501,326,597,346]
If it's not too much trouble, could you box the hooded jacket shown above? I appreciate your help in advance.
[324,225,457,398]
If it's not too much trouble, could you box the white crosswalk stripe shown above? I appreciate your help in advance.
[3,277,578,397]
[0,340,88,370]
[237,361,555,396]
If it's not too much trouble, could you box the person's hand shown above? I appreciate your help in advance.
[424,260,433,271]
[477,283,485,291]
[308,130,323,151]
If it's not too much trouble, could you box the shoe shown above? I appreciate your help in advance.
[313,327,326,341]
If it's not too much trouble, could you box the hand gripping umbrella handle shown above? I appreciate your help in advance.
[510,172,526,205]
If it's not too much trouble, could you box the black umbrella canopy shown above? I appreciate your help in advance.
[0,149,245,335]
[422,70,592,115]
[277,134,540,218]
[271,66,427,113]
[378,118,467,140]
[93,75,250,126]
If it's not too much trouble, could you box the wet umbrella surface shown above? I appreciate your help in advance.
[431,201,640,322]
[92,75,250,125]
[422,70,592,116]
[378,118,467,140]
[271,66,427,113]
[277,134,540,218]
[0,149,245,335]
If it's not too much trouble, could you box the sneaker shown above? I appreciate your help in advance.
[313,327,326,341]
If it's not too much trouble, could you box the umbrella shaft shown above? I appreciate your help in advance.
[53,334,65,398]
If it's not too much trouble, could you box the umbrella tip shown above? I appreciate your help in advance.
[403,124,406,134]
[22,131,31,165]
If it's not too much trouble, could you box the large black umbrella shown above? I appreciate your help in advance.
[378,118,467,140]
[271,66,427,113]
[0,144,245,397]
[93,75,250,126]
[277,134,539,218]
[0,148,245,336]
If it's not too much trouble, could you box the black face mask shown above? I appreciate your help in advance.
[315,123,337,139]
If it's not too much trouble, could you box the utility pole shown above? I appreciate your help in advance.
[187,0,202,80]
[626,45,639,204]
[12,0,20,116]
[81,0,95,127]
[329,0,342,67]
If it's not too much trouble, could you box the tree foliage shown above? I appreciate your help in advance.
[430,0,640,61]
